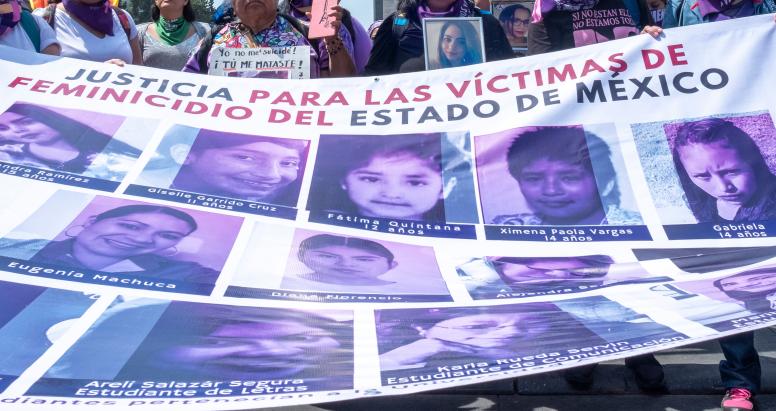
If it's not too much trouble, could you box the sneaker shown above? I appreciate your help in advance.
[721,388,754,411]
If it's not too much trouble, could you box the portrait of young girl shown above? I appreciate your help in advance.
[632,112,776,225]
[307,132,478,224]
[0,103,145,181]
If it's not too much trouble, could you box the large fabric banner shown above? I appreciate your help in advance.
[0,14,775,411]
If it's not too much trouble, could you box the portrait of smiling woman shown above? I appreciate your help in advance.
[672,118,776,223]
[424,18,484,69]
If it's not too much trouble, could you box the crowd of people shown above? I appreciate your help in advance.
[1,0,775,410]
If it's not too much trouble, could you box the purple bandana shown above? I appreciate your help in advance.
[63,0,115,36]
[0,0,21,37]
[696,0,757,21]
[289,0,313,20]
[532,0,599,22]
[417,0,474,18]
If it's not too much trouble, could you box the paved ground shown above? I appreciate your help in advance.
[259,327,776,411]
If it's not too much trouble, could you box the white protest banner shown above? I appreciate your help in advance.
[0,14,774,411]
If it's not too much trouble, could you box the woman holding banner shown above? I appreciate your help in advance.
[184,0,356,77]
[365,0,513,74]
[137,0,211,70]
[0,0,60,54]
[663,0,776,27]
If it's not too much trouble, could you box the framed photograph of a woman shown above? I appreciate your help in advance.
[422,18,486,70]
[306,132,478,239]
[475,125,648,241]
[0,191,244,295]
[492,0,534,48]
[30,300,354,396]
[128,124,309,219]
[0,102,156,191]
[226,224,452,303]
[632,112,776,239]
[0,281,95,393]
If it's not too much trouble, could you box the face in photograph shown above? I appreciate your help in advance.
[173,130,307,203]
[493,256,613,286]
[343,152,445,220]
[434,20,483,68]
[671,118,776,222]
[498,4,531,45]
[295,234,398,285]
[423,312,532,348]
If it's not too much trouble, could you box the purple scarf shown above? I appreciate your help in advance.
[63,0,115,36]
[696,0,757,21]
[0,0,21,37]
[289,0,313,20]
[532,0,599,22]
[417,0,474,18]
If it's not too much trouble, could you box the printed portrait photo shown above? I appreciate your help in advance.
[677,266,776,317]
[632,112,776,225]
[492,0,534,49]
[33,300,354,395]
[375,303,603,377]
[227,224,451,301]
[457,254,669,299]
[307,132,478,224]
[0,282,95,393]
[423,17,486,70]
[0,102,155,185]
[0,191,243,295]
[475,124,642,226]
[133,124,309,207]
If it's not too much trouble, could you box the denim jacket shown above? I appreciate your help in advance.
[663,0,776,27]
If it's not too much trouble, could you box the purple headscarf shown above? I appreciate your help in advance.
[531,0,599,23]
[417,0,475,18]
[63,0,115,36]
[0,0,21,37]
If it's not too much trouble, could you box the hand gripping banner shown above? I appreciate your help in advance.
[0,14,775,411]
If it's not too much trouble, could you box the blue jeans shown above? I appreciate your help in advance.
[719,331,761,393]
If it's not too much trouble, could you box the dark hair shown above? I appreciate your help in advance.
[298,234,395,264]
[376,303,585,354]
[713,267,776,313]
[436,20,482,68]
[1,103,139,172]
[397,0,473,21]
[672,118,773,219]
[491,255,613,288]
[92,204,198,234]
[498,4,531,36]
[117,302,353,381]
[309,134,446,221]
[152,1,197,22]
[188,128,308,154]
[505,126,620,205]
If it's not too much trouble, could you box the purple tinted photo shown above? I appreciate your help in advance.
[17,196,242,285]
[113,302,353,387]
[0,102,136,174]
[281,229,449,295]
[665,114,776,223]
[171,129,309,206]
[476,125,640,226]
[679,266,776,314]
[376,303,600,372]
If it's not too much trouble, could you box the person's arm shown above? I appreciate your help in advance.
[364,15,396,75]
[32,13,60,55]
[320,6,356,77]
[526,22,553,55]
[130,36,143,65]
[482,13,514,61]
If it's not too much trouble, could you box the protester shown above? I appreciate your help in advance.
[184,0,356,78]
[672,118,776,223]
[0,205,220,284]
[527,0,663,55]
[137,0,210,70]
[0,0,59,54]
[38,0,142,65]
[279,0,371,74]
[365,0,513,74]
[663,0,776,27]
